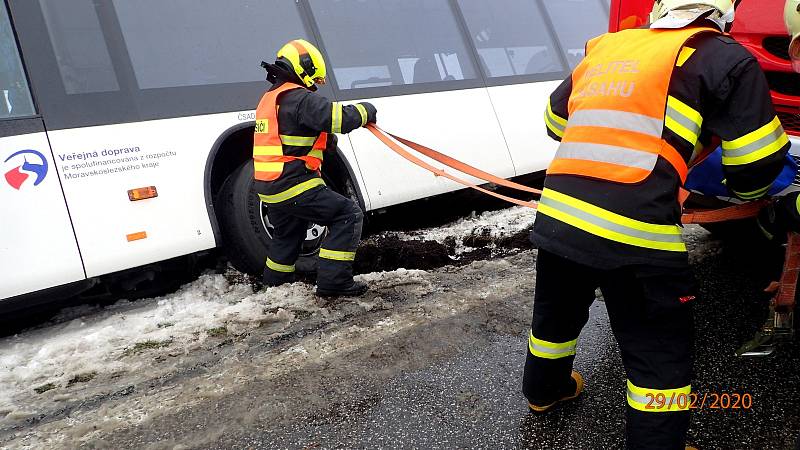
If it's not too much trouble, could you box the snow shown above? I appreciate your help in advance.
[0,274,253,409]
[396,206,536,253]
[0,265,433,413]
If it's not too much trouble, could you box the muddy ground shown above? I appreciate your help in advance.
[1,217,799,449]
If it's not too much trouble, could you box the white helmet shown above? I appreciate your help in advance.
[785,0,800,72]
[650,0,736,32]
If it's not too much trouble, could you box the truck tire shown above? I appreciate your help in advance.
[217,159,360,276]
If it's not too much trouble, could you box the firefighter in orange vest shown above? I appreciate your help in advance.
[255,39,376,297]
[526,1,789,448]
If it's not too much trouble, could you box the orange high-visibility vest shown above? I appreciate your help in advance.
[253,83,328,182]
[547,27,719,185]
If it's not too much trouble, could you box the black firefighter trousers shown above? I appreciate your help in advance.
[524,249,695,450]
[263,185,363,290]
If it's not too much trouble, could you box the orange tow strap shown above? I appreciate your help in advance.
[365,124,763,225]
[366,124,537,208]
[768,232,800,310]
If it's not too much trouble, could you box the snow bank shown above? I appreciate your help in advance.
[0,274,313,409]
[396,206,536,253]
[0,266,433,411]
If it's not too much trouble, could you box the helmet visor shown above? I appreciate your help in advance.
[790,36,800,73]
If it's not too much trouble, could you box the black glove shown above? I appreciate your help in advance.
[757,200,784,242]
[326,133,339,150]
[359,102,377,125]
[756,195,800,243]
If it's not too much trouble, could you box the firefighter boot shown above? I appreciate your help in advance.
[262,268,294,287]
[316,280,368,298]
[528,370,584,412]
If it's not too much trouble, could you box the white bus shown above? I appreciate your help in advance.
[0,0,612,306]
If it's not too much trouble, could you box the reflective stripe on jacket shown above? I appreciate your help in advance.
[253,83,328,182]
[548,27,719,185]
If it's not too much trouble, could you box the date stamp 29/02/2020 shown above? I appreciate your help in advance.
[644,393,753,411]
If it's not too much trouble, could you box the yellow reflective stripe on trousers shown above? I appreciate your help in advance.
[331,102,343,134]
[545,100,566,138]
[355,103,368,127]
[722,116,789,166]
[266,258,295,273]
[257,178,325,204]
[627,380,691,412]
[528,331,577,359]
[319,248,356,261]
[538,189,686,252]
[280,135,317,146]
[665,96,702,145]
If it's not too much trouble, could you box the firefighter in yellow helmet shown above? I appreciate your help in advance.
[254,39,377,297]
[526,0,789,448]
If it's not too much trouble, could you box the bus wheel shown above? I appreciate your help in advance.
[217,161,331,276]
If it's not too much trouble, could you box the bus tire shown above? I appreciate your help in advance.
[217,159,360,277]
[217,161,272,275]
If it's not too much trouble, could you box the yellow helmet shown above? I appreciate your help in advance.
[650,0,736,31]
[276,39,327,89]
[785,0,800,71]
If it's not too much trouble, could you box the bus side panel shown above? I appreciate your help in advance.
[336,132,372,212]
[0,132,85,300]
[46,113,242,278]
[346,88,516,210]
[487,81,562,177]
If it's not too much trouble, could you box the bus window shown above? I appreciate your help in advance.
[309,0,478,91]
[0,4,34,118]
[458,0,566,78]
[112,0,312,90]
[39,0,120,95]
[541,0,609,68]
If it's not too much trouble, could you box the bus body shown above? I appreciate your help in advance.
[0,1,611,302]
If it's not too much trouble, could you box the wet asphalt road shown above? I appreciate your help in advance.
[5,228,800,449]
[212,232,800,450]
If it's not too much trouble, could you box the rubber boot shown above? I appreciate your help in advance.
[316,280,368,298]
[528,370,584,412]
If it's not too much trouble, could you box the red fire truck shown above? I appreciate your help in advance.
[609,0,798,356]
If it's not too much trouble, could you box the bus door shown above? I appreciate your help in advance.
[0,3,85,301]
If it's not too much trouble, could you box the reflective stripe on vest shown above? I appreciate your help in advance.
[253,82,328,182]
[549,27,719,184]
[537,188,687,252]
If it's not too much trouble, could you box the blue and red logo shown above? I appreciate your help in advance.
[4,149,48,190]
